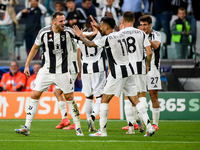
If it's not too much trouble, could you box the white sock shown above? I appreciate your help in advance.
[139,97,148,111]
[152,108,160,126]
[84,98,93,120]
[58,101,68,119]
[124,100,134,126]
[25,99,39,129]
[136,102,151,129]
[91,97,101,119]
[132,106,137,124]
[99,103,109,132]
[67,100,80,130]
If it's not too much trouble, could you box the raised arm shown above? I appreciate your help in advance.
[73,25,97,47]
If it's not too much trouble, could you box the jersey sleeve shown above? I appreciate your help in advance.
[94,36,107,48]
[35,29,43,46]
[154,31,161,43]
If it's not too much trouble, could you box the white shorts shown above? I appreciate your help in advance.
[147,68,162,90]
[55,73,78,90]
[82,71,106,97]
[135,74,147,93]
[103,74,137,98]
[33,68,74,94]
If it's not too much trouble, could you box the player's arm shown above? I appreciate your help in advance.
[73,25,98,47]
[77,47,82,80]
[24,44,40,78]
[149,40,160,50]
[145,45,152,72]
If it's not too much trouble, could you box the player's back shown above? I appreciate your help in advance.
[119,27,150,74]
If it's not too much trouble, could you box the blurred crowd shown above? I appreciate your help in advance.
[0,0,199,60]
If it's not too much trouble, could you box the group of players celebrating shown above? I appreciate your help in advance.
[15,10,161,137]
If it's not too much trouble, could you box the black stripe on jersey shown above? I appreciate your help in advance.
[41,34,45,67]
[142,32,146,60]
[61,31,68,73]
[129,63,134,75]
[121,65,127,78]
[48,31,56,73]
[105,38,116,78]
[101,49,106,71]
[154,45,160,70]
[83,63,88,74]
[137,61,142,74]
[73,61,78,73]
[93,61,99,73]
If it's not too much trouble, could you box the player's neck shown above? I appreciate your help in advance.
[52,25,61,33]
[146,29,152,35]
[124,22,134,28]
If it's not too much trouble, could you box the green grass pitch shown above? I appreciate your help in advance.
[0,119,200,150]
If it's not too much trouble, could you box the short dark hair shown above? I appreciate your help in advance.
[178,7,186,13]
[52,11,64,20]
[138,15,152,24]
[54,1,63,5]
[82,0,92,2]
[66,0,75,2]
[123,11,135,22]
[100,16,116,29]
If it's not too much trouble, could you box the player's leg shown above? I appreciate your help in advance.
[147,69,162,131]
[149,89,160,130]
[54,88,70,129]
[88,71,106,132]
[89,94,113,137]
[15,70,54,136]
[57,72,83,136]
[89,74,123,137]
[124,75,155,137]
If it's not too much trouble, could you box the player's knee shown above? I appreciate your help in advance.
[31,92,42,99]
[64,93,74,101]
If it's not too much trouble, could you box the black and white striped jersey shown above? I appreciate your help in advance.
[35,26,75,74]
[76,32,106,74]
[146,29,161,71]
[94,32,134,79]
[120,27,151,75]
[69,39,79,74]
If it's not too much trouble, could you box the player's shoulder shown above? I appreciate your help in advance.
[38,25,52,35]
[64,26,75,36]
[151,29,161,37]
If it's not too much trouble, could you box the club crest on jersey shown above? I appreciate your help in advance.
[49,34,52,38]
[52,44,63,54]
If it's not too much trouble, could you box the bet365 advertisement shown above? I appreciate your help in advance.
[146,92,200,120]
[0,92,199,120]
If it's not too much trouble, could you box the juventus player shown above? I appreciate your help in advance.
[73,15,155,137]
[138,15,162,130]
[55,39,81,130]
[15,11,83,136]
[119,11,152,135]
[77,17,106,132]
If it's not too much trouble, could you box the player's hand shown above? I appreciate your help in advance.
[72,25,83,37]
[118,19,125,30]
[90,15,100,29]
[24,66,31,78]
